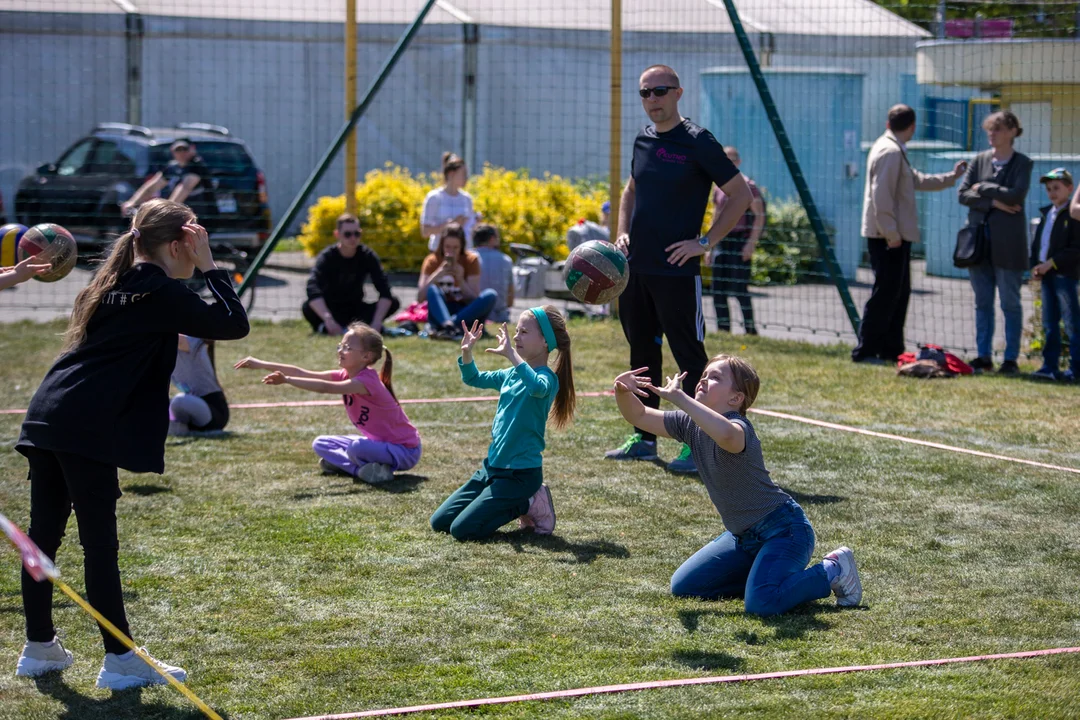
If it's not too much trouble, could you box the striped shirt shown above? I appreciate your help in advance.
[664,409,790,534]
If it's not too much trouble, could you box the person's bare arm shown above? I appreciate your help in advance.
[120,172,166,213]
[169,173,202,204]
[615,177,636,254]
[234,357,338,380]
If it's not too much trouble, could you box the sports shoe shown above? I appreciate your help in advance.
[318,458,351,477]
[824,546,863,608]
[356,462,395,485]
[604,433,658,461]
[666,444,698,475]
[1061,369,1076,383]
[997,360,1020,375]
[95,648,186,690]
[15,637,73,677]
[969,356,993,373]
[1031,366,1058,381]
[519,484,556,535]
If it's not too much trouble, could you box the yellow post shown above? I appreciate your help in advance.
[609,0,622,243]
[345,0,358,213]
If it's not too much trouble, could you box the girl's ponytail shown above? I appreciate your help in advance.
[380,348,397,403]
[541,305,576,429]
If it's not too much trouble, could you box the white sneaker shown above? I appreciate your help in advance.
[356,462,394,485]
[825,546,863,607]
[15,637,73,677]
[95,648,187,690]
[519,484,556,535]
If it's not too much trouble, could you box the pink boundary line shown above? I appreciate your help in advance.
[283,646,1080,720]
[3,392,1076,475]
[748,408,1080,476]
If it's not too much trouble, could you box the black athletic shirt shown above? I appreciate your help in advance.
[306,244,395,317]
[628,119,739,276]
[163,156,216,212]
[17,264,249,474]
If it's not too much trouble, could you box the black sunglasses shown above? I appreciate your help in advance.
[340,230,361,238]
[639,86,678,99]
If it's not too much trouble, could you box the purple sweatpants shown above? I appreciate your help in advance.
[312,435,422,476]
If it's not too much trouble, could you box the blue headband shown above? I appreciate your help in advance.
[530,307,557,352]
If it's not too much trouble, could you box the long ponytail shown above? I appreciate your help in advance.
[380,348,397,403]
[60,198,195,355]
[61,231,136,354]
[541,305,576,429]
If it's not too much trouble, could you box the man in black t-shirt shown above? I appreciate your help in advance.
[605,64,752,475]
[302,213,400,335]
[120,139,216,217]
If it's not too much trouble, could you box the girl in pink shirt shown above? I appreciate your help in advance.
[235,322,421,484]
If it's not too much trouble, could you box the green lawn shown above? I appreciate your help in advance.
[0,320,1078,719]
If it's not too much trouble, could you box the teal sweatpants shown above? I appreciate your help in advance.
[430,460,542,541]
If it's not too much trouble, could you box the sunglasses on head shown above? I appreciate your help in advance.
[340,229,361,238]
[639,86,678,99]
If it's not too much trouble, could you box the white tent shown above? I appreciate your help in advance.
[2,0,929,229]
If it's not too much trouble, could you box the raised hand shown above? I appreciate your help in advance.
[613,367,652,398]
[460,319,483,352]
[182,222,216,272]
[262,371,287,385]
[645,372,688,402]
[485,322,514,359]
[234,356,264,370]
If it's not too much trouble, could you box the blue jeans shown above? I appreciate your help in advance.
[1040,274,1080,374]
[968,262,1024,361]
[426,285,498,329]
[670,500,831,617]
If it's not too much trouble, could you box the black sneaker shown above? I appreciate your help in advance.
[969,356,993,373]
[997,360,1019,375]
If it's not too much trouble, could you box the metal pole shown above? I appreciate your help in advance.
[124,13,143,126]
[936,0,946,39]
[344,0,358,214]
[608,0,622,243]
[238,0,439,297]
[720,0,861,334]
[462,23,479,172]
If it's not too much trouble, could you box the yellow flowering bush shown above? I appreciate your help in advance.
[298,164,608,271]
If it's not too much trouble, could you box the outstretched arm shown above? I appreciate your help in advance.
[235,356,338,380]
[646,374,745,454]
[262,372,370,395]
[613,368,670,440]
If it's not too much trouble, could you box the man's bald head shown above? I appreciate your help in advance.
[641,64,680,87]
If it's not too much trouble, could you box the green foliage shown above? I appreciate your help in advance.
[872,1,1078,38]
[751,197,828,285]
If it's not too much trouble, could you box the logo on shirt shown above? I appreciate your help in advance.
[656,147,688,164]
[103,291,148,306]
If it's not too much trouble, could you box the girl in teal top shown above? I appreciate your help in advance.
[430,306,575,540]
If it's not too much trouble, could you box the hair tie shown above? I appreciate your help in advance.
[130,227,140,239]
[530,307,557,353]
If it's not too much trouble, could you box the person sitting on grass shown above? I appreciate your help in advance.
[430,308,575,540]
[1030,168,1080,383]
[417,223,496,339]
[235,322,421,485]
[612,355,862,616]
[473,223,514,324]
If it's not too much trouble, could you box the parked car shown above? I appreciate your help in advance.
[15,123,271,257]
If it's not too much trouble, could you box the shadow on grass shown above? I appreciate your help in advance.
[487,530,631,564]
[678,603,839,641]
[671,649,745,672]
[166,431,235,448]
[32,675,223,720]
[292,473,428,499]
[126,484,173,496]
[781,488,846,505]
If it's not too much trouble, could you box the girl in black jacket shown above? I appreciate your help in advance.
[14,198,249,690]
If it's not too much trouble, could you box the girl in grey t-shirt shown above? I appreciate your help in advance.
[613,354,862,616]
[169,335,229,434]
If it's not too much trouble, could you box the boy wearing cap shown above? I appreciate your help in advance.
[1031,168,1080,381]
[120,139,215,217]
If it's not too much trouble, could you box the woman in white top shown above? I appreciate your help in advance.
[421,152,478,251]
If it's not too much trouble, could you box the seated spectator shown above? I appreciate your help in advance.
[418,224,496,336]
[473,223,514,323]
[302,213,400,335]
[421,152,478,252]
[566,200,611,251]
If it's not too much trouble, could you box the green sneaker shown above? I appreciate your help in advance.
[666,443,698,475]
[604,432,658,461]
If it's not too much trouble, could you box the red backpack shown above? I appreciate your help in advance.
[896,344,974,377]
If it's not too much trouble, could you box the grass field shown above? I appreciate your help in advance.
[1,319,1078,720]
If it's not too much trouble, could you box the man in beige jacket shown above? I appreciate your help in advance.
[852,104,967,363]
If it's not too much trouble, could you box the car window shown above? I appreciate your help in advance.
[191,142,255,174]
[88,140,137,175]
[56,139,95,176]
